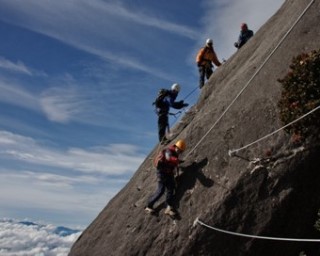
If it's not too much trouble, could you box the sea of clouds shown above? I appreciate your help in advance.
[0,218,82,256]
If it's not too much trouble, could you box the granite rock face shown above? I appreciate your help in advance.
[69,0,320,255]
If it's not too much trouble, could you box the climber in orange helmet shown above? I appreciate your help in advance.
[145,139,186,217]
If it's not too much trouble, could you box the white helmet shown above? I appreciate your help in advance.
[206,38,213,45]
[171,83,180,92]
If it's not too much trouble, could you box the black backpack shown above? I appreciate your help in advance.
[152,88,170,109]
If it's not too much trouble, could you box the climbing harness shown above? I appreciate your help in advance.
[169,111,183,118]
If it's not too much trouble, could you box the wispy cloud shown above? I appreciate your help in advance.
[0,57,32,75]
[0,170,99,188]
[0,0,198,78]
[0,74,98,125]
[0,56,47,77]
[0,130,144,175]
[90,0,199,39]
[73,46,177,82]
[40,86,87,123]
[197,0,285,59]
[0,77,39,111]
[0,169,115,213]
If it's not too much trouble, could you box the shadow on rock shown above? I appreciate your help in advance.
[174,157,213,210]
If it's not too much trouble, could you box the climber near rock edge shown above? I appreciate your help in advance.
[153,83,188,144]
[145,139,186,217]
[234,23,254,49]
[196,38,222,89]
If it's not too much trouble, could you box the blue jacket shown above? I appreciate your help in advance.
[157,90,179,115]
[235,29,254,48]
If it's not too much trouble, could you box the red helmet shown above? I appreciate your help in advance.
[241,23,248,30]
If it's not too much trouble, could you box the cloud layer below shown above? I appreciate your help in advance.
[0,218,81,256]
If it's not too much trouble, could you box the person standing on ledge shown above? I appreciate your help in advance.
[153,84,188,144]
[196,38,222,89]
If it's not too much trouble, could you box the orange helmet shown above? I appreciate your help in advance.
[175,140,186,151]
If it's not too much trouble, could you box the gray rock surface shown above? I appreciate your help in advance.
[69,0,320,255]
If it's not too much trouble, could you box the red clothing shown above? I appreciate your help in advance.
[155,145,180,174]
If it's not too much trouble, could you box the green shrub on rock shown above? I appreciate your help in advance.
[278,49,320,141]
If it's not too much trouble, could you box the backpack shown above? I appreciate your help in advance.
[153,149,165,168]
[152,88,170,109]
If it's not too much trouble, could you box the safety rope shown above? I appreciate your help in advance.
[195,218,320,242]
[152,87,196,165]
[186,0,316,238]
[229,104,320,156]
[183,0,315,160]
[183,86,198,101]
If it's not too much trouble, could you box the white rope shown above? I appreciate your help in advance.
[184,0,315,159]
[196,218,320,242]
[168,86,199,131]
[188,0,316,239]
[229,104,320,156]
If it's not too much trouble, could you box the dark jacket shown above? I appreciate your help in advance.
[157,90,185,115]
[235,29,254,48]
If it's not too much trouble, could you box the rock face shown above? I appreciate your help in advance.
[69,1,320,255]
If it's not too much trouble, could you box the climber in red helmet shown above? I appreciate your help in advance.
[234,23,254,49]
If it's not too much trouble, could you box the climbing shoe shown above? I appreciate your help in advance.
[164,206,176,216]
[145,207,155,214]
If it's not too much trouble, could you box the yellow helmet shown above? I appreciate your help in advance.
[175,139,186,151]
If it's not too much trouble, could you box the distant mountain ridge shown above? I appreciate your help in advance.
[69,0,320,255]
[17,220,80,236]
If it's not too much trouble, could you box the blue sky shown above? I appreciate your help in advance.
[0,0,284,229]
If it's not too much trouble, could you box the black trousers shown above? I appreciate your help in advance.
[199,65,213,88]
[147,170,175,208]
[158,113,168,142]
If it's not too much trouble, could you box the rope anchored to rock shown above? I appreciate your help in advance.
[228,104,320,157]
[194,218,320,242]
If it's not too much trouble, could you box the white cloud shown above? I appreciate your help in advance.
[0,131,140,222]
[0,57,32,75]
[87,0,199,39]
[0,169,113,213]
[84,46,177,81]
[0,0,286,78]
[0,56,47,77]
[39,86,85,123]
[197,0,285,60]
[0,75,99,125]
[0,130,144,175]
[0,219,81,256]
[0,78,39,111]
[0,0,198,78]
